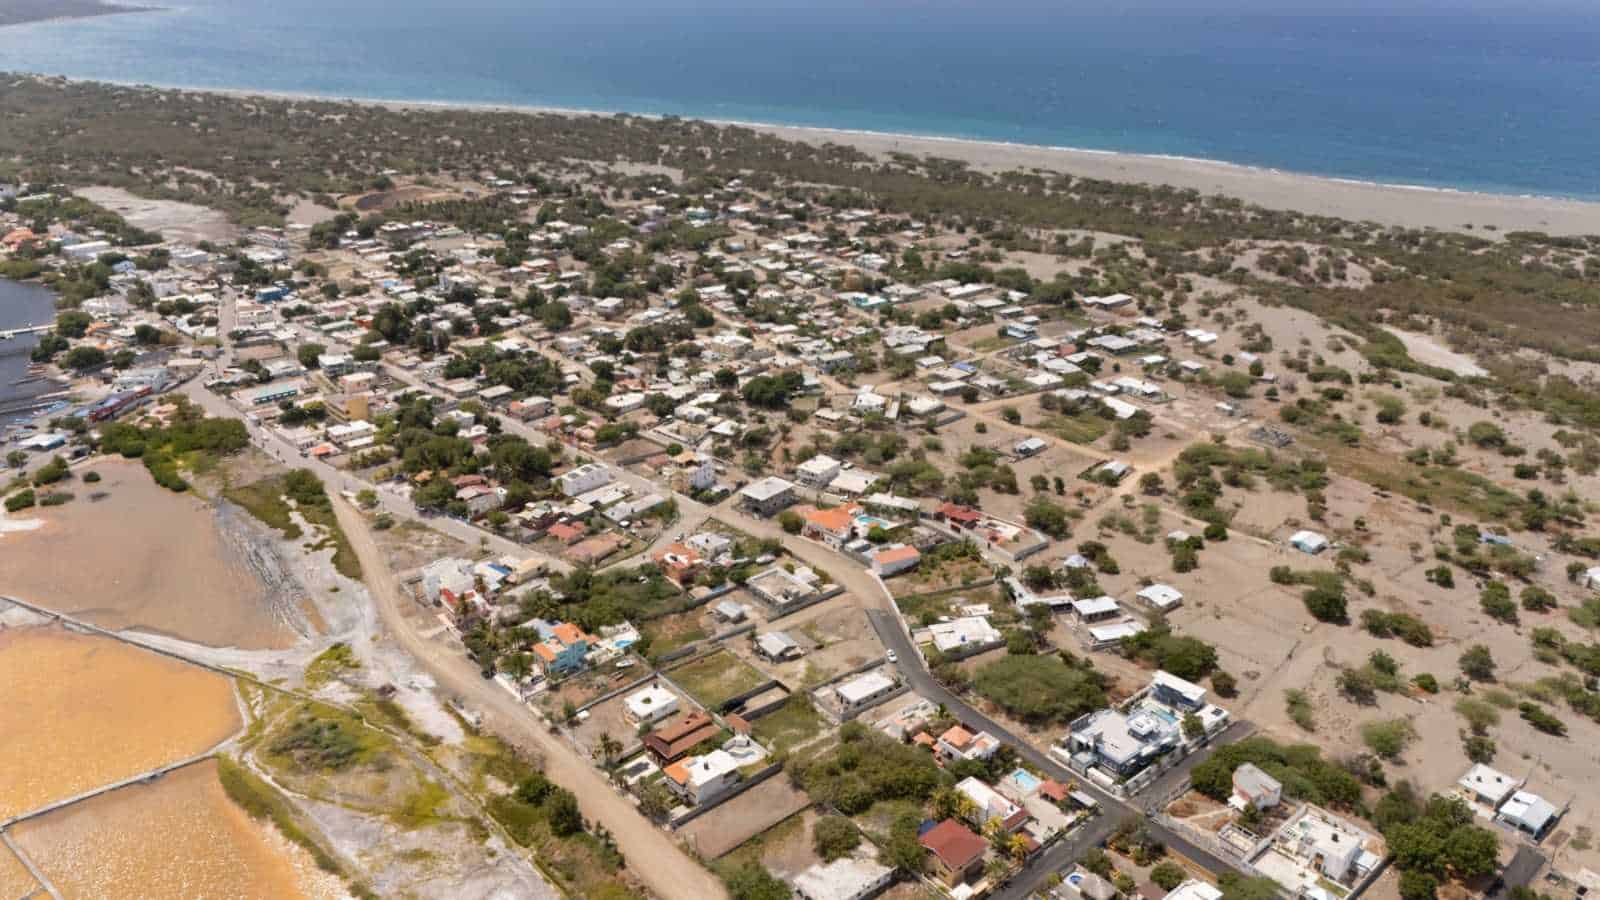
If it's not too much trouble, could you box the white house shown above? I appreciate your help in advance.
[1136,583,1184,612]
[664,749,741,806]
[795,454,843,488]
[557,463,614,497]
[1457,763,1518,808]
[624,684,680,726]
[1497,790,1559,837]
[833,671,899,712]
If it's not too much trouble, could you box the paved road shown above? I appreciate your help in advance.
[331,493,728,900]
[866,608,1248,898]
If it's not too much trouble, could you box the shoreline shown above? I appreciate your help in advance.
[22,73,1600,235]
[0,2,154,30]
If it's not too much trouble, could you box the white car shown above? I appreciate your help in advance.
[885,650,898,664]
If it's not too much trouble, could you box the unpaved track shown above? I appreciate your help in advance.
[330,496,727,900]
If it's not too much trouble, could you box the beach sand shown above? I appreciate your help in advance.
[750,122,1600,236]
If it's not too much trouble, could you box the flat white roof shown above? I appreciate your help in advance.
[836,671,896,704]
[1072,596,1121,616]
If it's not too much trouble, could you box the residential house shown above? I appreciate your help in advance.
[920,819,988,887]
[643,711,721,764]
[956,776,1030,833]
[756,631,803,662]
[791,858,895,900]
[936,725,1001,766]
[738,476,799,517]
[624,684,680,726]
[833,671,899,713]
[652,542,705,586]
[925,616,1003,659]
[870,543,921,577]
[663,749,741,806]
[1497,790,1560,838]
[530,621,592,677]
[1231,763,1283,811]
[557,462,614,497]
[795,454,844,488]
[1457,763,1518,809]
[802,503,863,547]
[1136,583,1183,612]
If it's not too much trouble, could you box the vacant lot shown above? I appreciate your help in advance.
[667,650,770,710]
[679,778,812,860]
[749,696,831,755]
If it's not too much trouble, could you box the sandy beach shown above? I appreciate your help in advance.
[750,122,1600,236]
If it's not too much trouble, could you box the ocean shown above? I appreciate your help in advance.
[0,0,1597,198]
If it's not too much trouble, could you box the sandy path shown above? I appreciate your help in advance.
[330,495,728,900]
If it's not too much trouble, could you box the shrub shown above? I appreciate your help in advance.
[1150,861,1187,891]
[812,816,861,862]
[1411,673,1439,694]
[1478,581,1517,624]
[1459,644,1496,681]
[1454,698,1500,734]
[1521,586,1558,612]
[1285,690,1316,731]
[1361,718,1417,760]
[1211,670,1239,698]
[5,489,36,512]
[1303,585,1348,623]
[1519,703,1567,736]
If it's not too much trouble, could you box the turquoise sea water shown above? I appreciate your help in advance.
[0,0,1597,198]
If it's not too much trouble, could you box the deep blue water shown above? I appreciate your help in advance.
[1,0,1598,197]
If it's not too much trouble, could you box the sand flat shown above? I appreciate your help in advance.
[0,459,295,650]
[0,845,39,898]
[11,760,346,900]
[0,626,241,820]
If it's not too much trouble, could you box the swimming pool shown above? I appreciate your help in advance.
[1011,768,1041,793]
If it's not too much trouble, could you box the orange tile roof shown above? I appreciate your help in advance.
[875,545,920,564]
[532,643,558,662]
[551,622,587,645]
[804,504,860,533]
[664,761,690,785]
[940,725,974,749]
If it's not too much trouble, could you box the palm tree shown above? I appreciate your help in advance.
[595,732,622,768]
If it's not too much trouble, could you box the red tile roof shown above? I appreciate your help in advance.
[920,819,987,870]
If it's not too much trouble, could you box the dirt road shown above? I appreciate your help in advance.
[331,496,727,900]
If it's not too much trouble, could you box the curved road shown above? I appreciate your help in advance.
[331,494,727,900]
